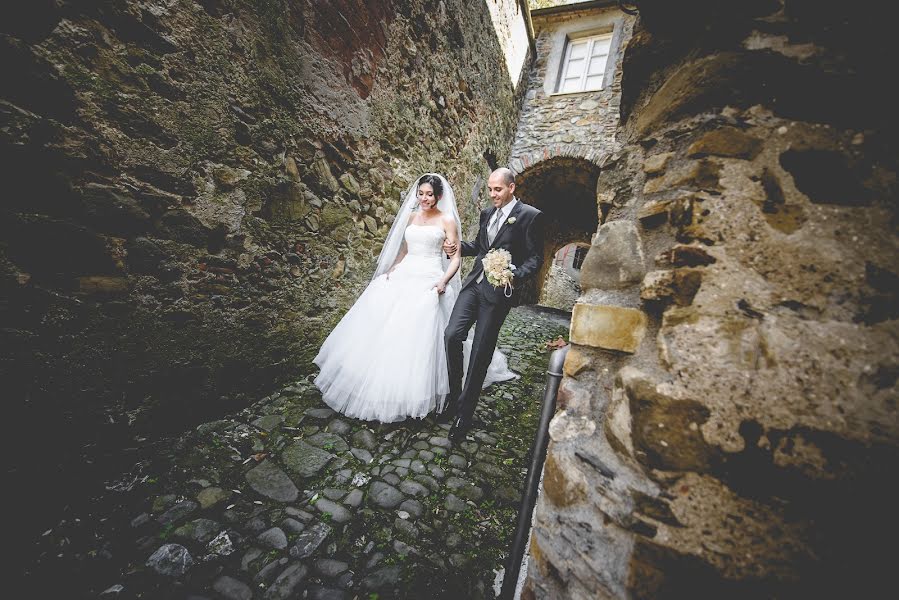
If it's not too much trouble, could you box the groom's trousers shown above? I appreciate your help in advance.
[444,279,512,426]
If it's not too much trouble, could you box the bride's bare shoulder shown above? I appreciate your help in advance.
[440,213,458,238]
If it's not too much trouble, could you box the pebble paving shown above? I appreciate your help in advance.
[23,306,570,599]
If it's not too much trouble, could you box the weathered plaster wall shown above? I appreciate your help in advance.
[525,1,899,598]
[486,0,532,90]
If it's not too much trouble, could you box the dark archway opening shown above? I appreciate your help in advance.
[514,157,600,307]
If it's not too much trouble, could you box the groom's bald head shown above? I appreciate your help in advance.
[487,168,516,208]
[491,167,515,186]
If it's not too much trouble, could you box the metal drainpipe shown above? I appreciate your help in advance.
[499,344,570,600]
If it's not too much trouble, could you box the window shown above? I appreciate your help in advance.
[572,246,589,270]
[557,33,612,94]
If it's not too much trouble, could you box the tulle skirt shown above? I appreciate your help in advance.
[313,255,516,423]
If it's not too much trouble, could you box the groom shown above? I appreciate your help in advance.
[442,168,544,443]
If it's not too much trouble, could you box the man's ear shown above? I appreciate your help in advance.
[508,182,516,195]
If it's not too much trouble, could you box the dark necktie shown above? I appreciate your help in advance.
[487,210,502,245]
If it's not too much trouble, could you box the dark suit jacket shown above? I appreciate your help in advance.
[460,199,544,305]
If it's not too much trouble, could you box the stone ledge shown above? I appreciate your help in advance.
[570,303,647,353]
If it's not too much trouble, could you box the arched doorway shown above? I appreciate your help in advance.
[513,157,601,306]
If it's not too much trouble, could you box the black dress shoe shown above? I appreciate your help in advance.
[435,410,454,425]
[448,417,471,443]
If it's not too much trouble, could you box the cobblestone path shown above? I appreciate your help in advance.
[24,306,570,599]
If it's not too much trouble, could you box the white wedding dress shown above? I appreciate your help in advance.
[314,223,516,423]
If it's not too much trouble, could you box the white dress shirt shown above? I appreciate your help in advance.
[478,198,519,282]
[487,198,518,242]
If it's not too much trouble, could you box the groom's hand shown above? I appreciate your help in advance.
[442,240,457,257]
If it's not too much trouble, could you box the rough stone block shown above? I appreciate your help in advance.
[542,451,587,508]
[339,172,360,195]
[643,151,675,174]
[158,209,210,246]
[281,440,334,477]
[620,367,716,472]
[642,159,721,194]
[570,304,647,353]
[640,269,703,306]
[320,204,354,234]
[197,487,231,509]
[562,346,592,377]
[313,157,340,193]
[637,198,671,223]
[687,126,762,159]
[146,543,193,577]
[579,220,646,291]
[660,243,716,267]
[212,165,249,190]
[283,156,301,182]
[605,381,634,457]
[596,190,615,223]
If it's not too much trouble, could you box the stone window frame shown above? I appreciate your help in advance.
[541,12,625,97]
[557,32,614,94]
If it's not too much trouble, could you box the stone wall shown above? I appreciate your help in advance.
[0,0,526,533]
[539,261,580,312]
[525,1,899,598]
[510,2,634,173]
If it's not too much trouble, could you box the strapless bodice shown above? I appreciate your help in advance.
[404,224,445,257]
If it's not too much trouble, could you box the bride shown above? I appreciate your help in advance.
[313,173,516,423]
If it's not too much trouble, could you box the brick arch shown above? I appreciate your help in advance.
[509,144,609,177]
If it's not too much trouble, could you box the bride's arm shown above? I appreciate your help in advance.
[436,215,461,293]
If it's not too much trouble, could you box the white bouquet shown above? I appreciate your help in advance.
[482,248,516,297]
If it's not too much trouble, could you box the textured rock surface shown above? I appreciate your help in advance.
[525,2,899,599]
[1,0,526,557]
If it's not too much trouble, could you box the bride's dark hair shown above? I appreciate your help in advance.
[417,174,444,198]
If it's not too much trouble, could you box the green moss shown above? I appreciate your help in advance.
[134,63,157,77]
[158,523,176,540]
[180,108,229,160]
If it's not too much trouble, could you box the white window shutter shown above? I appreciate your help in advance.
[559,33,613,93]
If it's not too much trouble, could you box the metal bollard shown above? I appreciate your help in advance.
[500,344,569,599]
